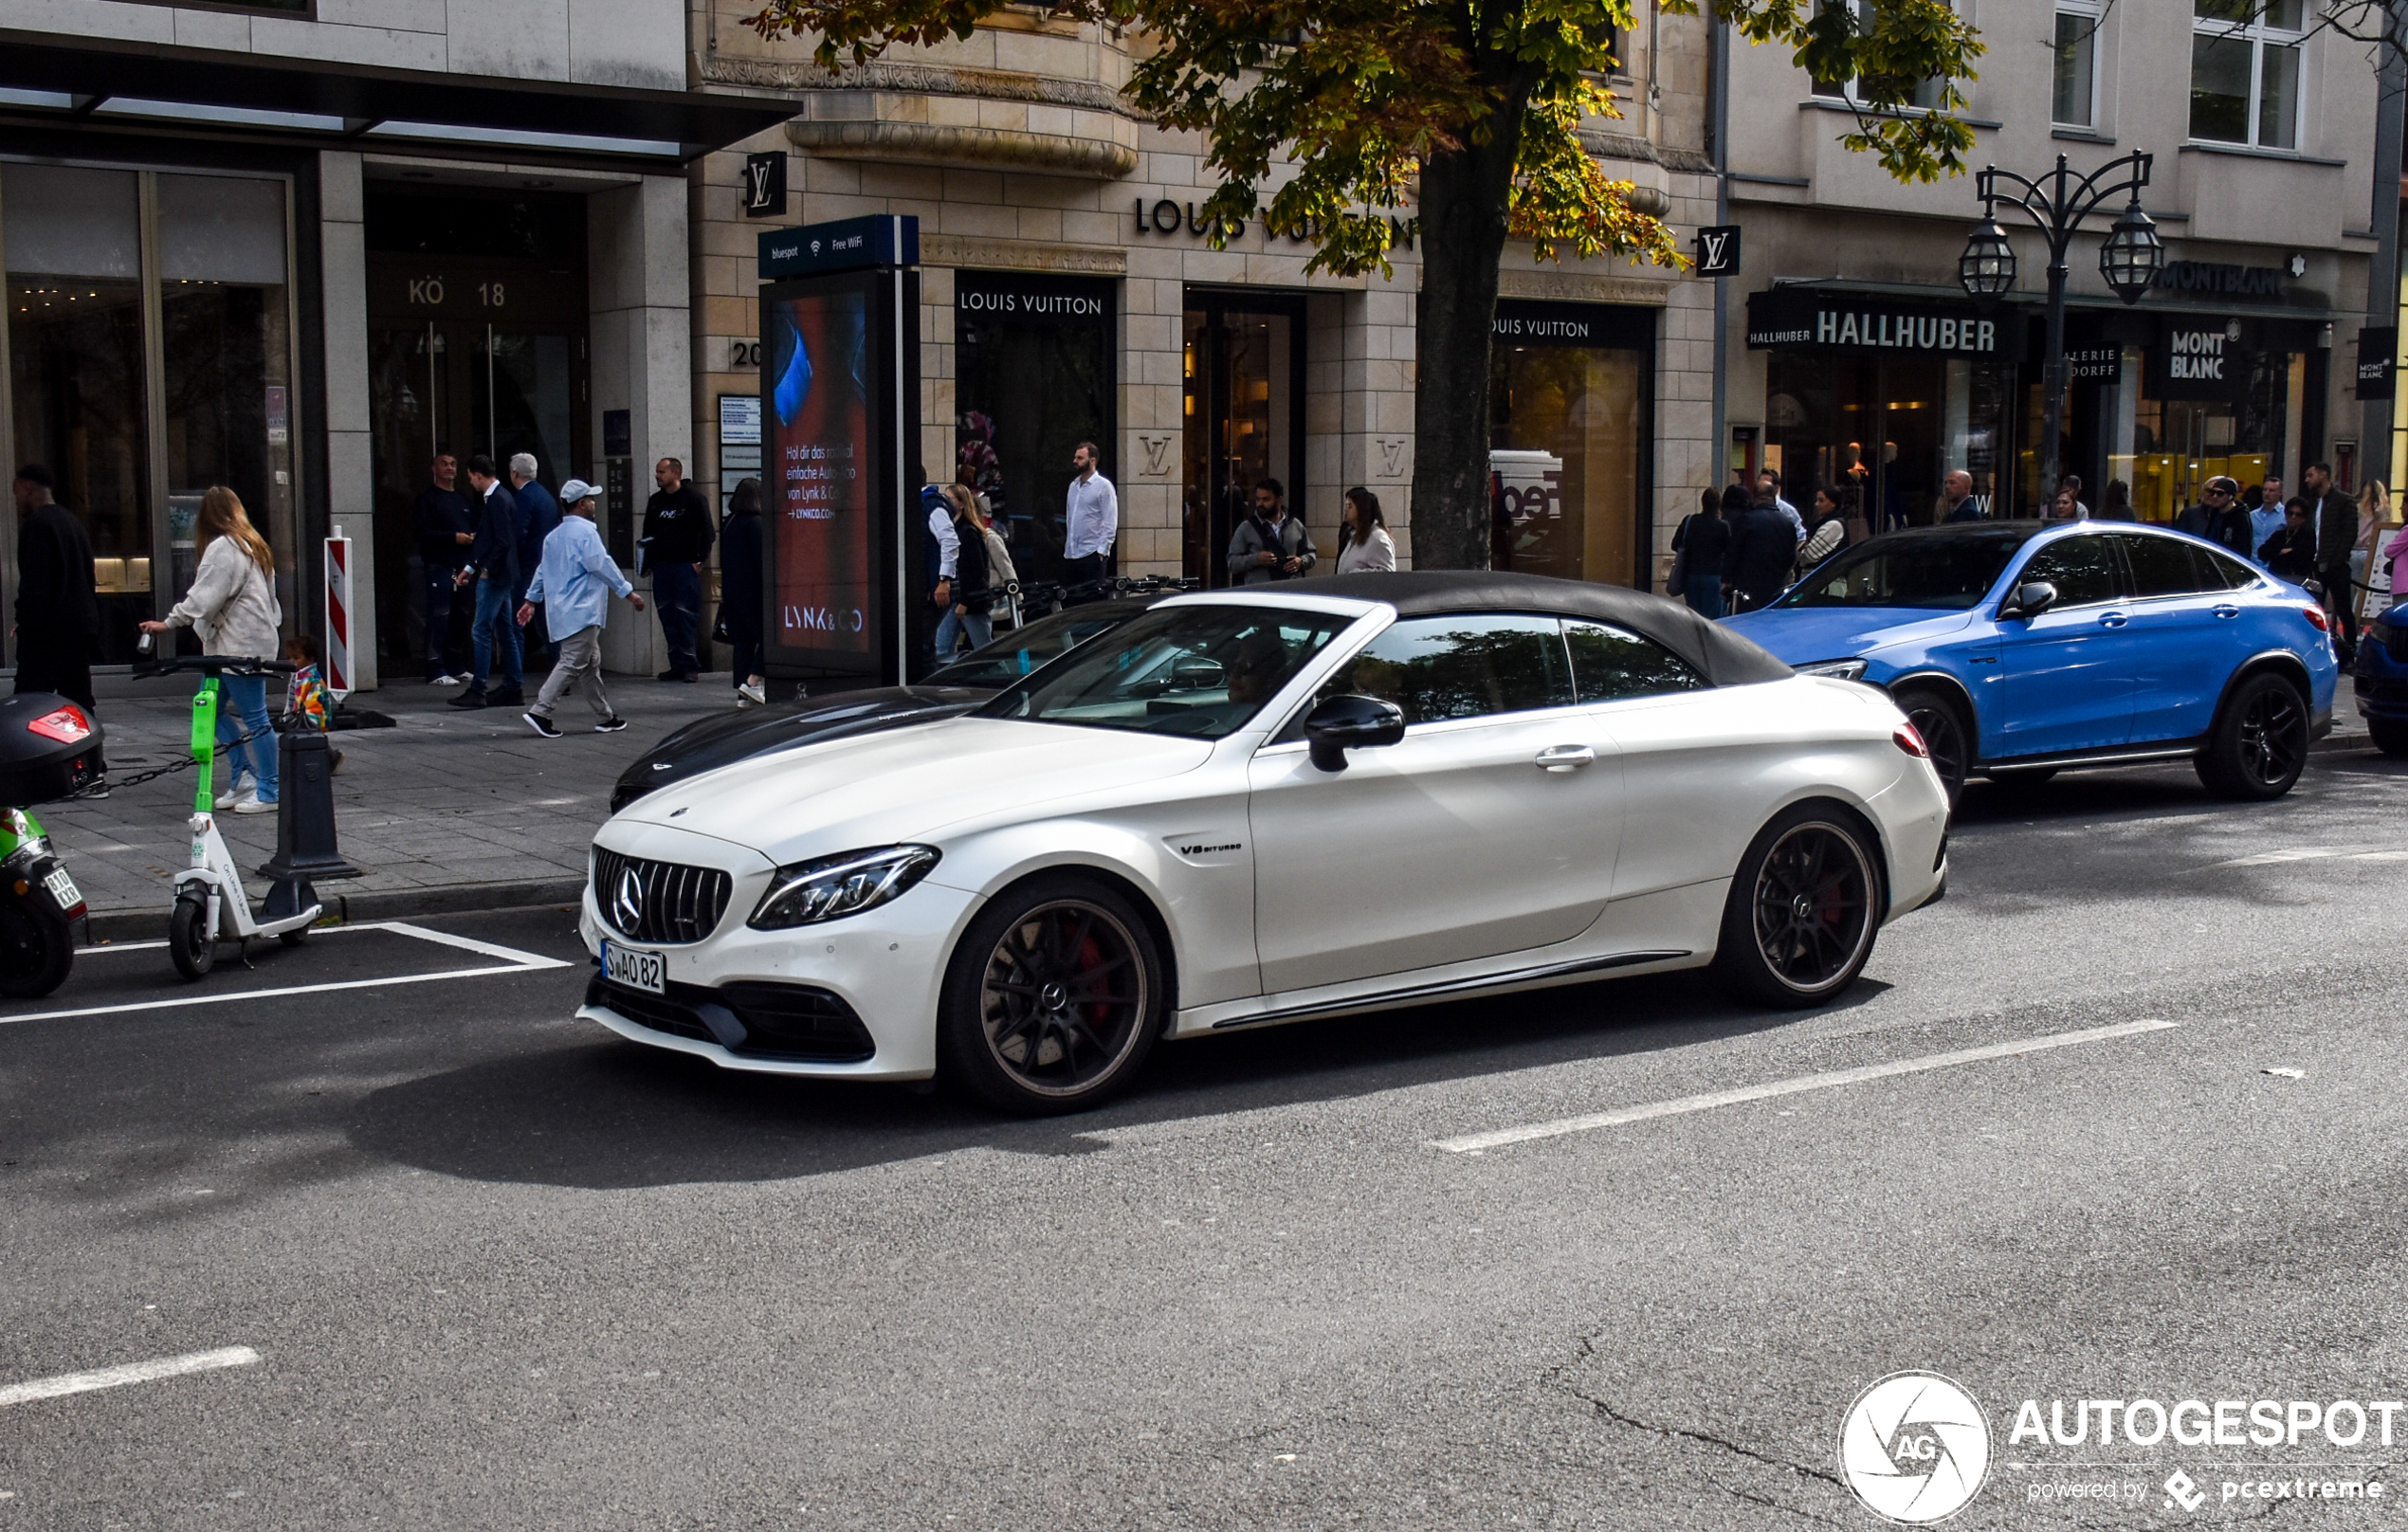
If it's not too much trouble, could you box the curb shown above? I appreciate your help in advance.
[2315,730,2374,755]
[82,876,586,944]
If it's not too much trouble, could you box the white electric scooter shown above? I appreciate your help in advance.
[152,653,321,979]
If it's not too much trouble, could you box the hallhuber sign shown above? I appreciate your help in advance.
[1745,289,2014,358]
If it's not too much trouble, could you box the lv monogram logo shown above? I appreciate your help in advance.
[1139,434,1175,476]
[1376,438,1407,478]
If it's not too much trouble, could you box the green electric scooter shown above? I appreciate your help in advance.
[159,656,321,980]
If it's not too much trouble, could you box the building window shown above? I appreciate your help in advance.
[2052,0,2100,128]
[2191,0,2305,151]
[1809,0,1954,109]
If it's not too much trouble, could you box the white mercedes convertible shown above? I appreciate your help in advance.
[579,573,1949,1113]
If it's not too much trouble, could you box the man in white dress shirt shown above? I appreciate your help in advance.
[1062,441,1118,602]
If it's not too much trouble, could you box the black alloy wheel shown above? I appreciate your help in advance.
[2198,673,2309,801]
[1893,685,1970,805]
[939,875,1164,1114]
[0,888,71,999]
[1714,806,1882,1008]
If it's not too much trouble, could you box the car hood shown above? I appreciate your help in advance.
[612,685,989,810]
[610,716,1214,866]
[1721,606,1979,665]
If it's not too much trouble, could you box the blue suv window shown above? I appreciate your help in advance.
[1778,529,2033,610]
[2120,535,2214,597]
[2016,535,2120,606]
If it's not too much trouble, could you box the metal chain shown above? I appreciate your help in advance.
[62,721,282,799]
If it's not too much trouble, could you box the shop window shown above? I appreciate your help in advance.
[157,173,293,614]
[2052,0,2101,127]
[1489,305,1650,588]
[1182,293,1302,588]
[4,164,152,660]
[1767,351,2014,529]
[2190,0,2304,150]
[956,273,1115,586]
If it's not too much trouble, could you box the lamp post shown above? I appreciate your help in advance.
[1958,151,2163,512]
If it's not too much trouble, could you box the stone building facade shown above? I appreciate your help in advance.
[689,4,1719,603]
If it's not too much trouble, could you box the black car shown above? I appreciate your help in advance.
[611,596,1162,812]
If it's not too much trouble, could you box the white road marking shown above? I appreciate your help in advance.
[0,1346,259,1409]
[2212,846,2408,868]
[0,921,571,1025]
[82,924,387,955]
[1431,1019,2182,1154]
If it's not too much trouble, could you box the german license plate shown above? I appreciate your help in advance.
[602,940,664,994]
[41,867,80,912]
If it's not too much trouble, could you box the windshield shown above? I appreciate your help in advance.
[978,605,1353,739]
[1774,530,2033,611]
[926,605,1132,689]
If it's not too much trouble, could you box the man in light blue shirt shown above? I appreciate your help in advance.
[2248,477,2288,566]
[515,479,646,738]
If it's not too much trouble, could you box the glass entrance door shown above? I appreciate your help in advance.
[1182,293,1304,587]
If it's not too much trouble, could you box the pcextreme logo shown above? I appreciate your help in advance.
[1837,1371,1992,1523]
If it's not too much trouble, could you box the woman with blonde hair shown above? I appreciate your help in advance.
[139,485,284,812]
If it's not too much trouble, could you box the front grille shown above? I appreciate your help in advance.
[593,848,732,944]
[587,975,876,1064]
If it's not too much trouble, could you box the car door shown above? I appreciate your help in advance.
[1994,532,2137,757]
[2115,533,2255,744]
[1247,614,1624,994]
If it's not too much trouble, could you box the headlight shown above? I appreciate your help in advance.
[1796,658,1870,681]
[748,845,940,930]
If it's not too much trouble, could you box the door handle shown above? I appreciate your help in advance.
[2098,611,2128,629]
[2214,605,2241,619]
[1535,745,1596,772]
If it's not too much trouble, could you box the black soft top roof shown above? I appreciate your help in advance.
[1267,570,1795,686]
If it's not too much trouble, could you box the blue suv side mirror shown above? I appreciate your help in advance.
[1999,580,2058,622]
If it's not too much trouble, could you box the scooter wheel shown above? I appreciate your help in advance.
[279,926,308,948]
[170,895,215,981]
[0,887,72,999]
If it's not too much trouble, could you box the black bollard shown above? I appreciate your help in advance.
[257,731,361,882]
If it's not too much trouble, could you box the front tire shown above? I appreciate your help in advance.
[170,893,215,981]
[0,888,72,999]
[1892,684,1972,805]
[938,874,1165,1114]
[1713,805,1884,1009]
[2197,672,2309,800]
[2369,717,2408,757]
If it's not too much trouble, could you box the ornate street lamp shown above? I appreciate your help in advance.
[2097,199,2165,305]
[1956,152,2157,509]
[1957,218,2017,299]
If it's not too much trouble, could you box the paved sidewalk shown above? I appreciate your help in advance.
[44,672,740,929]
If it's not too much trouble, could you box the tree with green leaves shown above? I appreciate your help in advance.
[750,0,1983,570]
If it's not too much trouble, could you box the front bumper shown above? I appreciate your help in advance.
[576,829,978,1080]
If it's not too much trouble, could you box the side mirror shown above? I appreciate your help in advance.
[1304,694,1406,773]
[1999,580,2058,621]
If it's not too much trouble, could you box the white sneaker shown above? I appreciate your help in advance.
[231,793,276,815]
[738,680,767,707]
[214,772,256,811]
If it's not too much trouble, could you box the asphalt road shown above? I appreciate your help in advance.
[6,752,2408,1529]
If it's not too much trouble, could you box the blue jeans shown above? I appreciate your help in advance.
[216,674,279,804]
[933,608,992,659]
[654,561,701,673]
[1682,572,1726,618]
[469,575,522,690]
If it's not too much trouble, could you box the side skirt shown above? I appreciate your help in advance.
[1197,949,1696,1034]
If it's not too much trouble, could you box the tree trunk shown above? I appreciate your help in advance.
[1411,111,1527,570]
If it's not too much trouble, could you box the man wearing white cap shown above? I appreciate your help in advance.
[515,479,646,738]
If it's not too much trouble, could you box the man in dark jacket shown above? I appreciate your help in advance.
[2198,476,2256,560]
[414,451,475,684]
[1227,480,1317,586]
[508,453,561,667]
[449,454,524,709]
[11,464,103,774]
[720,478,766,706]
[2304,462,2359,648]
[1724,484,1796,611]
[642,457,715,682]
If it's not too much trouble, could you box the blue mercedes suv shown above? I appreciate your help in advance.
[1724,520,2337,803]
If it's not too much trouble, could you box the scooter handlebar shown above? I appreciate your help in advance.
[136,655,298,680]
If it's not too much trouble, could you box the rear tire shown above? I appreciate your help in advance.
[280,926,309,948]
[1892,684,1972,806]
[0,888,72,999]
[2197,672,2309,800]
[1714,804,1884,1009]
[937,873,1165,1115]
[170,894,215,981]
[2369,717,2408,757]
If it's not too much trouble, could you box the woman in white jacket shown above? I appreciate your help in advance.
[139,486,284,812]
[1334,486,1396,574]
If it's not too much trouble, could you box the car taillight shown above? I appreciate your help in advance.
[2303,606,2330,632]
[27,706,89,744]
[1893,724,1929,758]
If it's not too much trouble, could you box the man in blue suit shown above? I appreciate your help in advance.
[508,453,561,667]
